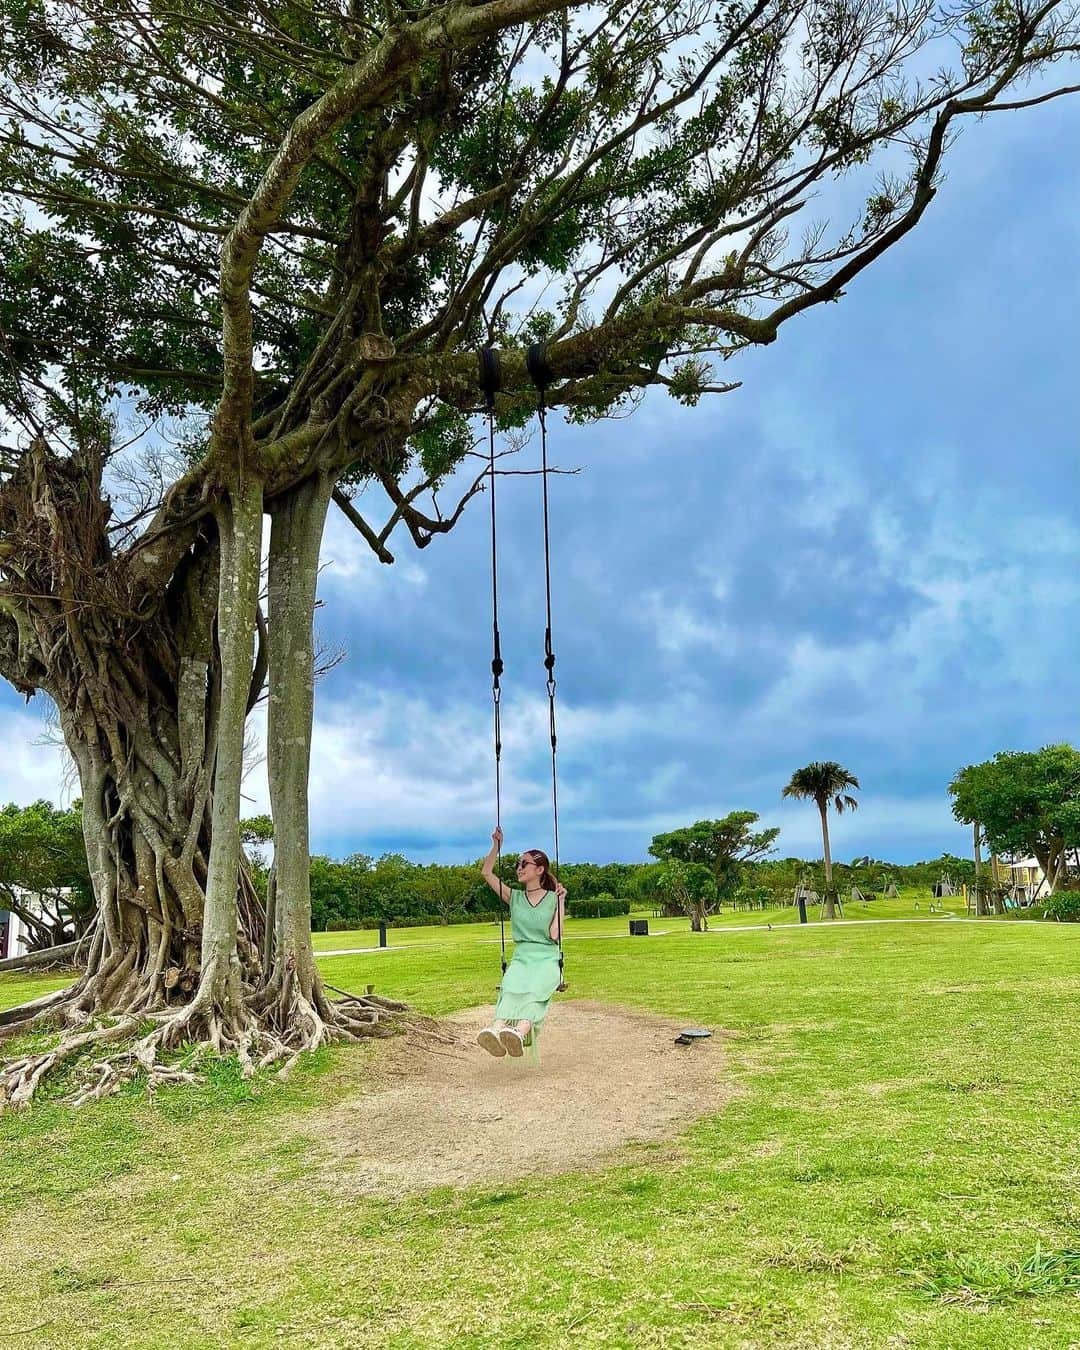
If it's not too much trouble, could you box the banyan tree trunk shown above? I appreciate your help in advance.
[0,443,260,1030]
[0,447,407,1106]
[0,445,269,1096]
[254,473,401,1052]
[156,471,267,1052]
[260,472,337,1034]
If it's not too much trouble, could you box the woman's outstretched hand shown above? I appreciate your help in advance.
[555,882,567,903]
[491,825,503,849]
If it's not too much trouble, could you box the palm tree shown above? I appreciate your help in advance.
[782,762,861,920]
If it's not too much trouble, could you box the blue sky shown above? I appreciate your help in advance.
[2,95,1079,868]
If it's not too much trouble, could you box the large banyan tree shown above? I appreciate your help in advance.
[0,0,1077,1103]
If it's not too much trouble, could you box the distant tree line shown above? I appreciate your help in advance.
[221,843,988,931]
[1,798,991,938]
[14,745,1080,940]
[302,854,645,930]
[207,842,990,931]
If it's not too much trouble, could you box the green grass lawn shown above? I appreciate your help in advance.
[2,913,1079,1348]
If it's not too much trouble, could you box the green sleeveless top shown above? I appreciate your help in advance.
[509,886,559,945]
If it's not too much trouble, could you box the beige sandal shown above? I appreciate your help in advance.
[477,1026,506,1057]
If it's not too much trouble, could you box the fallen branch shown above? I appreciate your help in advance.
[0,940,81,973]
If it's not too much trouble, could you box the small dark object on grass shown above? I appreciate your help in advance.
[674,1028,712,1046]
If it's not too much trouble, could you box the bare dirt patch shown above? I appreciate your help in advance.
[311,1000,734,1194]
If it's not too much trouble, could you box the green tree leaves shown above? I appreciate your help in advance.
[0,798,94,947]
[950,744,1080,885]
[648,811,780,903]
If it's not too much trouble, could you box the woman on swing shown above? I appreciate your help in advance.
[477,826,566,1058]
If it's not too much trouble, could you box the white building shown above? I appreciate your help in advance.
[0,905,33,959]
[992,856,1050,901]
[0,887,75,959]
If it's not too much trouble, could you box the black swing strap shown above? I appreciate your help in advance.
[527,343,565,988]
[480,348,508,974]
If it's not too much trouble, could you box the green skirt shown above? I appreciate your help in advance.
[494,939,561,1029]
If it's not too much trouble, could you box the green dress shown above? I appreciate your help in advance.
[494,887,562,1034]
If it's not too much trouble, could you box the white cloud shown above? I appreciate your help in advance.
[317,493,429,590]
[243,686,555,852]
[640,588,735,656]
[563,792,969,865]
[241,679,727,858]
[770,794,970,860]
[0,704,74,806]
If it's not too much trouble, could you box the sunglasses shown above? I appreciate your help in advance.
[516,858,535,869]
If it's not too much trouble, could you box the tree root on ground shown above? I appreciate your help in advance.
[0,984,429,1111]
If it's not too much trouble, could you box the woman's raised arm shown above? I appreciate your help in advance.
[481,827,512,904]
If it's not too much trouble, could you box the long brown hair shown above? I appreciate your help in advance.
[521,849,557,893]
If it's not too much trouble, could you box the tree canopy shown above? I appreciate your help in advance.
[782,762,861,816]
[648,811,779,900]
[949,744,1080,888]
[656,857,718,931]
[4,0,1079,518]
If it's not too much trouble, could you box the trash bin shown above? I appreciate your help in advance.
[629,919,649,936]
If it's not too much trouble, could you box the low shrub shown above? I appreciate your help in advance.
[1042,890,1080,923]
[568,895,630,919]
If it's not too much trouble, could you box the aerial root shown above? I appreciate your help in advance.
[67,1058,201,1108]
[0,982,423,1110]
[0,1017,139,1111]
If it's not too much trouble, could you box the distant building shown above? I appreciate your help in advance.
[0,887,76,958]
[0,904,33,959]
[991,856,1049,901]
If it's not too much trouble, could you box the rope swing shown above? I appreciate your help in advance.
[480,348,508,975]
[480,346,566,991]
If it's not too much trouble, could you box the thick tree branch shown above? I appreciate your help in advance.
[217,0,597,440]
[331,487,395,563]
